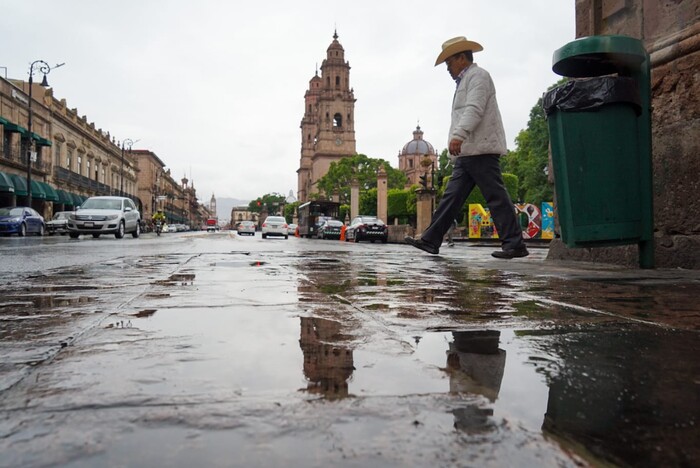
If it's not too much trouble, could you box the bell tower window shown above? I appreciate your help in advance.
[333,113,342,128]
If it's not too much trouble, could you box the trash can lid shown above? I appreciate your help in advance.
[553,35,648,78]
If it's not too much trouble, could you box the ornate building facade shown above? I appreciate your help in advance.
[397,125,438,188]
[0,71,205,229]
[297,32,357,202]
[131,149,205,228]
[0,76,137,220]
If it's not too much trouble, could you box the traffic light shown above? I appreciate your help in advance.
[419,173,428,189]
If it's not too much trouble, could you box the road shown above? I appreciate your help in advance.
[0,231,698,467]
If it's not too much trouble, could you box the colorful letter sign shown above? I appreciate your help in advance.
[469,202,554,240]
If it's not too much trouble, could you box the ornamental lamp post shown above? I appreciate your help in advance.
[119,138,138,195]
[26,60,64,207]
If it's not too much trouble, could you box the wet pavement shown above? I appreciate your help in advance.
[0,232,698,467]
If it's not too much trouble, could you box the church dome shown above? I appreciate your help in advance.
[401,125,436,155]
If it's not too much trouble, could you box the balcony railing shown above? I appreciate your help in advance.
[0,145,51,173]
[54,166,112,195]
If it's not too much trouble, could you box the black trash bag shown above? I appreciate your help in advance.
[542,76,641,116]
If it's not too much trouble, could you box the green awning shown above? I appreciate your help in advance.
[0,116,9,126]
[9,174,28,196]
[3,122,27,135]
[28,133,52,147]
[39,182,59,202]
[0,171,15,193]
[70,193,83,206]
[30,180,47,200]
[56,189,72,204]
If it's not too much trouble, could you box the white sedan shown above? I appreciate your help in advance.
[261,216,288,239]
[237,221,256,236]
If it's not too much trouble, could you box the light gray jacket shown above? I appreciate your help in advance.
[449,63,507,158]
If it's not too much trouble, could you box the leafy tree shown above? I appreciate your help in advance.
[435,149,452,190]
[248,193,286,214]
[501,80,564,205]
[405,184,419,215]
[316,154,407,203]
[359,188,377,215]
[284,201,299,224]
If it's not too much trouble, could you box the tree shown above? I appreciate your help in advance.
[248,193,285,214]
[435,149,452,190]
[284,201,299,224]
[501,80,564,205]
[359,188,377,215]
[316,154,407,203]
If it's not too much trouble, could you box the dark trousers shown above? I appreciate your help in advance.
[421,154,524,250]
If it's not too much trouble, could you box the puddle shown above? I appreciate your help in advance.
[2,249,699,467]
[154,273,196,286]
[132,309,157,318]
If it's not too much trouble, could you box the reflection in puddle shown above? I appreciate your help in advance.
[154,273,196,286]
[299,317,354,399]
[132,309,157,318]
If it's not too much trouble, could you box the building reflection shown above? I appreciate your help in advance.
[299,317,354,400]
[446,330,506,433]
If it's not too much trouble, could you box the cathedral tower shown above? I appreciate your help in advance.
[297,31,357,202]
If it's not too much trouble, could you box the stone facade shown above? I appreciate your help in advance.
[297,32,357,202]
[0,76,136,220]
[131,149,204,228]
[548,0,700,269]
[0,73,206,229]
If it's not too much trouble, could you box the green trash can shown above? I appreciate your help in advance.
[544,35,654,268]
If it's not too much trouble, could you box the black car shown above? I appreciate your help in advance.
[345,216,388,243]
[317,219,344,239]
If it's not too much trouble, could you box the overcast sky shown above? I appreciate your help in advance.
[2,1,574,202]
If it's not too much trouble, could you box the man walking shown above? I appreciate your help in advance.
[405,36,528,259]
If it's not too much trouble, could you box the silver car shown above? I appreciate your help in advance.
[46,211,72,235]
[261,216,288,239]
[67,196,141,239]
[237,220,256,236]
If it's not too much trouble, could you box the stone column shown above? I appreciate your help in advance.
[350,179,359,220]
[416,188,436,237]
[376,166,388,223]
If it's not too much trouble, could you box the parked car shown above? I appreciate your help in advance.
[237,220,256,236]
[46,211,72,235]
[287,223,298,235]
[261,216,288,239]
[317,219,344,240]
[345,216,388,243]
[66,196,141,239]
[0,206,45,237]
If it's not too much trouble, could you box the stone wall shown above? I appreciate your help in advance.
[548,0,700,269]
[388,224,415,244]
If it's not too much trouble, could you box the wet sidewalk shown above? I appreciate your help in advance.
[0,235,698,467]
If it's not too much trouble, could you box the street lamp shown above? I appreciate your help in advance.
[26,60,64,207]
[119,138,138,195]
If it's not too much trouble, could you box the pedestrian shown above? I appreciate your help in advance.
[405,36,528,259]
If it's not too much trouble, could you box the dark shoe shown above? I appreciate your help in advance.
[405,236,439,255]
[491,246,529,259]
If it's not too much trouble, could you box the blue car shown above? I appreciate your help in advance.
[0,206,45,237]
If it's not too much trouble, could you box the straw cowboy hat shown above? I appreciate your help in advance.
[435,36,484,66]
